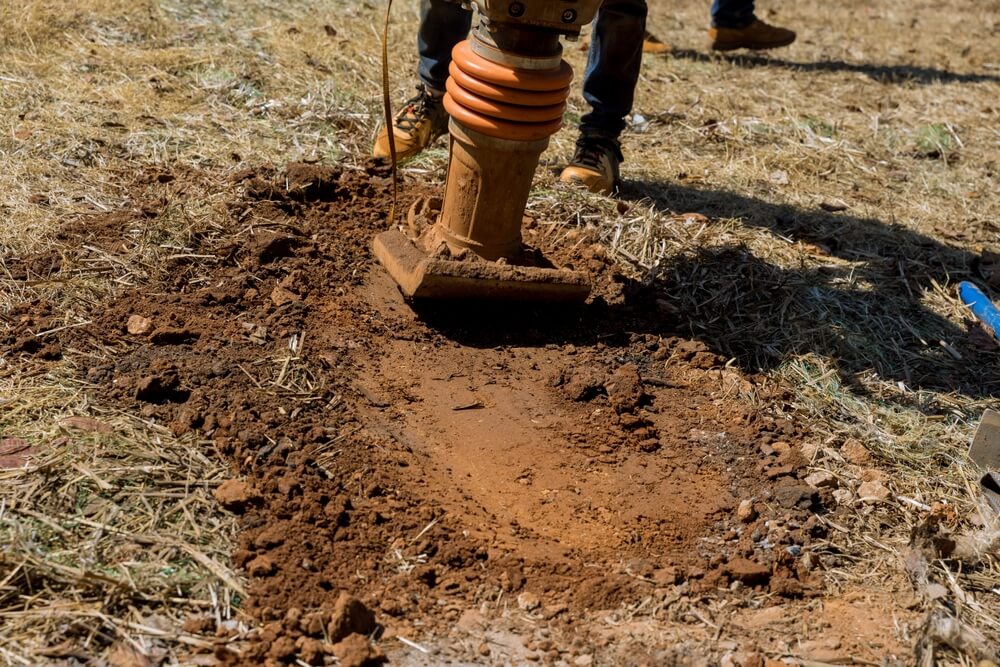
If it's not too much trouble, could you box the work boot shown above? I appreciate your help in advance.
[373,85,449,159]
[709,19,796,51]
[642,30,672,55]
[560,135,622,196]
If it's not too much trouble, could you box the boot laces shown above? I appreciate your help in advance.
[573,136,622,170]
[395,87,441,132]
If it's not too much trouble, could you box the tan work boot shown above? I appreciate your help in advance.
[560,135,622,196]
[709,19,796,51]
[373,86,449,160]
[642,30,672,55]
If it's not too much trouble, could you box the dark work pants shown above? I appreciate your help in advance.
[417,0,646,140]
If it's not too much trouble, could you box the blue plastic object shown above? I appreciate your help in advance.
[959,281,1000,342]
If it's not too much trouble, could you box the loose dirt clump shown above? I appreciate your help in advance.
[36,161,863,664]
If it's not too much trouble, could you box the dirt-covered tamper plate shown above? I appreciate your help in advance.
[373,0,603,302]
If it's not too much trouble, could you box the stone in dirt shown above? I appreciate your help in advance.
[126,314,152,335]
[247,554,277,577]
[804,470,837,488]
[832,488,855,506]
[800,441,821,460]
[841,437,872,464]
[267,635,297,661]
[604,363,644,413]
[270,285,298,307]
[214,479,261,513]
[134,373,189,403]
[726,557,771,585]
[295,636,327,666]
[857,479,891,503]
[773,484,818,510]
[737,499,757,523]
[332,633,385,667]
[770,574,804,598]
[149,327,200,345]
[560,365,607,401]
[328,592,376,643]
[516,591,541,611]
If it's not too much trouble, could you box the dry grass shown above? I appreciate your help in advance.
[2,0,999,663]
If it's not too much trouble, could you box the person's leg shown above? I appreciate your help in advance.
[417,0,473,93]
[579,0,647,141]
[710,0,756,29]
[561,0,645,194]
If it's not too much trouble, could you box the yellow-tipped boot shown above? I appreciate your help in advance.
[373,86,449,160]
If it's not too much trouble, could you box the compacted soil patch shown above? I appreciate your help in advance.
[16,162,915,665]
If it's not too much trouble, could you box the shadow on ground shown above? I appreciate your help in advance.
[668,49,1000,85]
[414,180,1000,401]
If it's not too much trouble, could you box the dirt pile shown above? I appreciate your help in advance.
[27,161,855,665]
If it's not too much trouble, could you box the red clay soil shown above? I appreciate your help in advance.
[12,162,860,665]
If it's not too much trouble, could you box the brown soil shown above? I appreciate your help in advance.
[19,161,910,665]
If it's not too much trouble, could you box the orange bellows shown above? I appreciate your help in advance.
[442,40,573,142]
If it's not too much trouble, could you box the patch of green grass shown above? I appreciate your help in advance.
[801,115,837,138]
[913,122,953,158]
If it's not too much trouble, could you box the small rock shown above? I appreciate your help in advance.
[516,591,541,612]
[765,464,796,480]
[542,603,568,619]
[270,285,298,307]
[604,364,644,413]
[770,575,803,598]
[841,438,871,464]
[149,327,199,345]
[800,441,820,461]
[726,557,771,585]
[126,315,152,335]
[561,366,606,402]
[832,489,855,506]
[773,485,817,510]
[332,633,384,667]
[804,471,837,488]
[300,611,327,637]
[574,655,594,667]
[247,555,276,577]
[771,441,791,454]
[214,479,260,513]
[737,499,757,523]
[857,479,891,503]
[296,636,326,665]
[328,593,376,643]
[267,636,297,661]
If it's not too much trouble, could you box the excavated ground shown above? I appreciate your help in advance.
[9,162,917,665]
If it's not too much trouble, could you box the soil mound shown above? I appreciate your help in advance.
[42,161,833,665]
